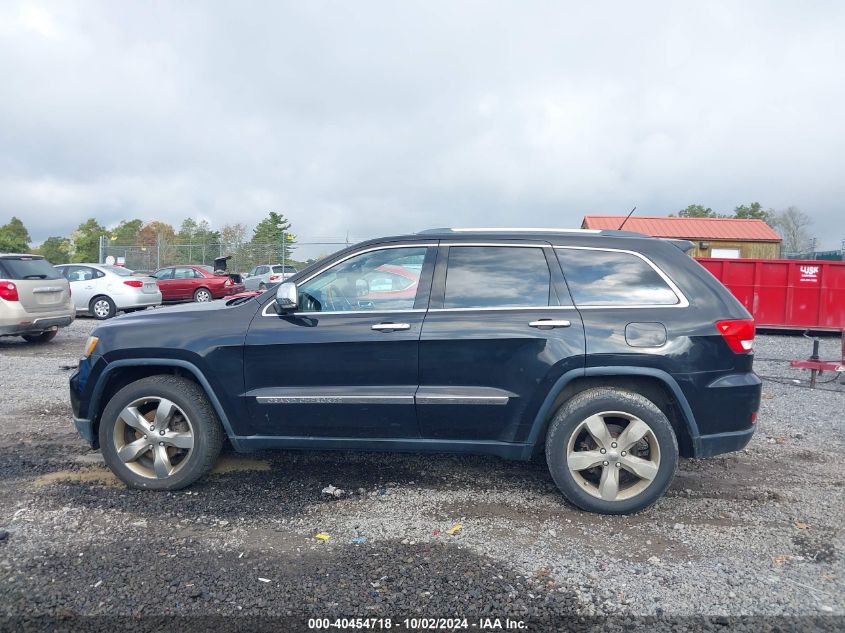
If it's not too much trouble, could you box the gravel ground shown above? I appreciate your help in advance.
[0,319,843,631]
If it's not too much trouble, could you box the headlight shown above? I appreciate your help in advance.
[83,336,99,358]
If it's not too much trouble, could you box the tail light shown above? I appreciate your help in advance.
[0,281,19,301]
[269,274,282,282]
[716,319,755,353]
[123,280,144,288]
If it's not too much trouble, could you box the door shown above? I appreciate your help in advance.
[152,267,177,300]
[62,265,101,310]
[172,267,200,299]
[242,243,436,438]
[418,243,585,442]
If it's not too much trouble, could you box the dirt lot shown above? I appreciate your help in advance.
[0,318,843,631]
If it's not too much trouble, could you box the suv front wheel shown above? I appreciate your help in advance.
[99,375,224,490]
[545,388,678,515]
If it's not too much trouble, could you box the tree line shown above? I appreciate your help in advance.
[0,211,296,267]
[0,203,821,265]
[672,202,814,253]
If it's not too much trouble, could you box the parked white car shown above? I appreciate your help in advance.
[54,264,162,319]
[243,264,298,291]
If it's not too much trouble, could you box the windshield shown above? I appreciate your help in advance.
[0,256,62,280]
[198,265,215,273]
[100,265,134,276]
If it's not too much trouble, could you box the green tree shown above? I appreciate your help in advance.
[251,211,296,261]
[71,218,107,262]
[0,216,32,252]
[733,202,774,225]
[37,236,71,264]
[676,204,719,218]
[110,219,143,244]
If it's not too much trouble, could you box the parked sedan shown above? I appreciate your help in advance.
[243,264,298,291]
[55,264,162,320]
[152,265,245,303]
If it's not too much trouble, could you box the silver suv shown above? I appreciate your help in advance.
[243,264,298,291]
[0,254,74,343]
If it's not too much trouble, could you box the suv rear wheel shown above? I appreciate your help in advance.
[545,388,678,515]
[99,375,224,490]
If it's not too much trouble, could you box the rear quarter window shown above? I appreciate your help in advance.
[556,248,680,306]
[0,256,62,280]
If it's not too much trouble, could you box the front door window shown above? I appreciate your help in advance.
[297,247,427,312]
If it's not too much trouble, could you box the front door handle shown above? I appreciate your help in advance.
[529,319,571,329]
[371,322,411,332]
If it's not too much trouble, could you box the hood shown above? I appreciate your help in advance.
[91,297,258,358]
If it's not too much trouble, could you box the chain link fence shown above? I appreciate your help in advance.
[100,237,353,273]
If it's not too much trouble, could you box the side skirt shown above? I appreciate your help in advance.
[228,436,534,460]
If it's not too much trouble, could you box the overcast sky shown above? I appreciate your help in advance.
[1,1,844,254]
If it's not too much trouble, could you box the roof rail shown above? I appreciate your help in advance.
[417,227,602,235]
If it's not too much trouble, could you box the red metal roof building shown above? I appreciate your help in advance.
[581,215,782,259]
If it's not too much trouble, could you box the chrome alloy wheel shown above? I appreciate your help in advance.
[195,289,212,302]
[93,298,112,318]
[566,411,661,502]
[113,397,195,479]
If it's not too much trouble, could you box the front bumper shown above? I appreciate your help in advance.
[70,355,102,448]
[73,415,97,447]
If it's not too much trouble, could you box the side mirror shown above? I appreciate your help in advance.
[275,281,298,312]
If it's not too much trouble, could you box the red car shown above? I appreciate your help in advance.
[152,265,245,303]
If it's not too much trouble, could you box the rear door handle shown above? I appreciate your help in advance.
[529,319,571,329]
[371,322,411,332]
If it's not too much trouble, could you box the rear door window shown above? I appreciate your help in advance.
[443,246,551,309]
[555,248,680,306]
[0,256,62,280]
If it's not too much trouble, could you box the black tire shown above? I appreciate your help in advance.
[545,387,678,515]
[90,295,116,320]
[22,330,58,343]
[193,287,212,303]
[99,375,225,490]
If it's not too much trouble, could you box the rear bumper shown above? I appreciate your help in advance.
[115,292,162,310]
[695,427,755,458]
[0,314,74,336]
[215,284,245,298]
[683,371,761,457]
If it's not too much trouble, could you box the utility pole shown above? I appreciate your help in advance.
[156,232,161,269]
[281,231,286,273]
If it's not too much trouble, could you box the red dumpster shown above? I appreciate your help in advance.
[696,258,845,331]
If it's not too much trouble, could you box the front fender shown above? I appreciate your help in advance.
[86,358,239,443]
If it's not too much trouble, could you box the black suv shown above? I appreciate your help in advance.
[70,228,761,514]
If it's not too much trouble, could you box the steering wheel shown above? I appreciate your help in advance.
[326,284,354,311]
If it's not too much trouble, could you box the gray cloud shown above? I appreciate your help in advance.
[1,0,844,253]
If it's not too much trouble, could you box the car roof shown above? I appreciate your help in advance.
[0,253,45,258]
